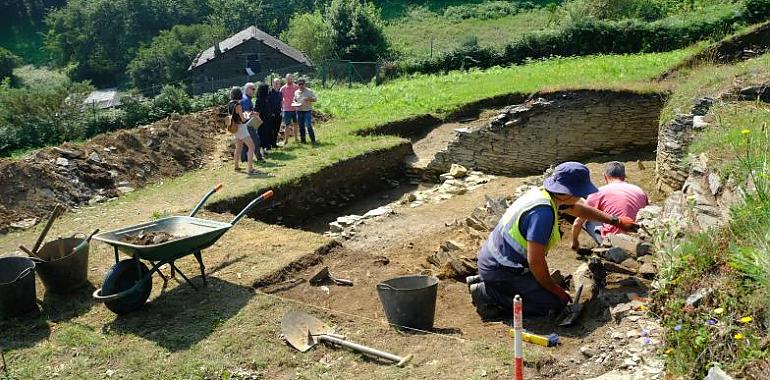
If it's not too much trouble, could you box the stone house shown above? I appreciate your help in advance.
[188,26,313,94]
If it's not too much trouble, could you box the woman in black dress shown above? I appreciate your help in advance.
[255,83,273,156]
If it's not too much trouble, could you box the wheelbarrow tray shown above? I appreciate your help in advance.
[93,216,232,262]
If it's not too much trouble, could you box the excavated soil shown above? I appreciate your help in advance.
[0,110,220,233]
[121,231,181,246]
[258,159,662,379]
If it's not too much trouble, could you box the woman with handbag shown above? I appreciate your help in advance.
[227,87,257,175]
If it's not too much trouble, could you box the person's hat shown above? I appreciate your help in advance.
[543,162,598,198]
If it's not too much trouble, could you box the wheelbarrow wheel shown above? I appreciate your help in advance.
[101,259,152,314]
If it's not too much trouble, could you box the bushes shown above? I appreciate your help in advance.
[0,48,21,81]
[280,11,335,63]
[0,82,222,156]
[127,24,226,95]
[399,2,769,75]
[442,1,539,21]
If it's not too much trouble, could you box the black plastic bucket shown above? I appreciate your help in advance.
[36,236,90,294]
[376,275,439,331]
[0,256,38,319]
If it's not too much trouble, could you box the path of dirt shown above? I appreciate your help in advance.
[0,110,222,234]
[259,159,662,379]
[409,110,498,170]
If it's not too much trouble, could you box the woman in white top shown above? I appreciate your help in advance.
[228,87,256,174]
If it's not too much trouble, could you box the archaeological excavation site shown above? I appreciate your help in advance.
[2,21,770,380]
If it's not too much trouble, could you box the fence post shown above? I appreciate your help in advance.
[348,62,353,89]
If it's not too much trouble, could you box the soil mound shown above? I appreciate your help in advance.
[0,110,220,234]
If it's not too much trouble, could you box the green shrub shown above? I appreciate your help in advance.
[127,24,226,96]
[0,48,21,81]
[327,0,391,61]
[280,11,335,64]
[744,0,770,23]
[443,1,537,21]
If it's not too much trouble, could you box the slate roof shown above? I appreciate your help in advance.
[83,88,121,109]
[189,26,312,70]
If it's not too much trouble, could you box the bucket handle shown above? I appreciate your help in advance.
[376,283,400,291]
[10,261,37,284]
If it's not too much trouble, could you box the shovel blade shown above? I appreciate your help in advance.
[281,310,331,352]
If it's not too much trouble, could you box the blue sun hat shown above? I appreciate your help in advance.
[543,162,598,198]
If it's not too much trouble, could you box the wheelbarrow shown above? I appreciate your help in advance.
[92,184,274,314]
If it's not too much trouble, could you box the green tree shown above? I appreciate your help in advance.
[127,24,226,95]
[327,0,389,61]
[45,0,210,86]
[280,11,335,64]
[207,0,322,35]
[0,47,21,81]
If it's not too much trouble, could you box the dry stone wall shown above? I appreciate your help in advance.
[425,90,665,177]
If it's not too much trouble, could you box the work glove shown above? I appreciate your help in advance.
[617,216,639,232]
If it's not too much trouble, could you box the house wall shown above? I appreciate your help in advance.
[190,39,313,94]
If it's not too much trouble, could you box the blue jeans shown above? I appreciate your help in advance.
[282,110,297,125]
[296,110,315,143]
[583,221,604,245]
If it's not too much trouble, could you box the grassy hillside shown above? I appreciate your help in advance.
[384,6,555,60]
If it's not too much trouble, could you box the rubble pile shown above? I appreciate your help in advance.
[0,110,218,233]
[400,164,496,208]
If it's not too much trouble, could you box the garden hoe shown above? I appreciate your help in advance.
[281,310,412,367]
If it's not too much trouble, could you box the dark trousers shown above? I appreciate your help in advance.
[480,268,565,317]
[270,114,280,148]
[257,118,272,149]
[240,126,262,162]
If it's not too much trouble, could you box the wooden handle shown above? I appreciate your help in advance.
[32,204,63,253]
[214,183,223,192]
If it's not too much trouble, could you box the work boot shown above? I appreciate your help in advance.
[465,275,482,286]
[469,282,504,321]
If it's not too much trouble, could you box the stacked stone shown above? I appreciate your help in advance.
[654,97,714,193]
[426,91,664,177]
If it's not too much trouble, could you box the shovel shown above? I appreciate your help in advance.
[310,266,353,286]
[281,310,412,367]
[557,284,585,327]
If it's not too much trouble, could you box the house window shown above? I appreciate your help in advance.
[246,54,261,75]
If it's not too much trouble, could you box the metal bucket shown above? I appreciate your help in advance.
[36,236,90,294]
[0,256,38,319]
[376,275,439,331]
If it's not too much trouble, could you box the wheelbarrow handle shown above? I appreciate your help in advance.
[190,183,224,217]
[230,190,275,226]
[318,334,412,367]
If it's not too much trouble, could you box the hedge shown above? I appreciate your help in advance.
[398,0,770,75]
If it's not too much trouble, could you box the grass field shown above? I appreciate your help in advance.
[383,7,554,60]
[0,49,696,379]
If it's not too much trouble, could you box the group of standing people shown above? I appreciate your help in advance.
[227,74,317,174]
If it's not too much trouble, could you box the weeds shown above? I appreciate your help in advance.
[657,102,770,377]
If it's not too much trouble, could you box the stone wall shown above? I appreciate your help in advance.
[425,90,665,177]
[207,142,414,227]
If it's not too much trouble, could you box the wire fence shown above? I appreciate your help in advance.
[318,59,381,89]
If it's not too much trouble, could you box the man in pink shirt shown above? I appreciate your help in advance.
[572,161,649,248]
[279,74,299,144]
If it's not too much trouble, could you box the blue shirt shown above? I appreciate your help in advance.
[240,95,253,113]
[478,205,555,281]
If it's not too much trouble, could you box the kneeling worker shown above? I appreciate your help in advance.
[469,162,637,319]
